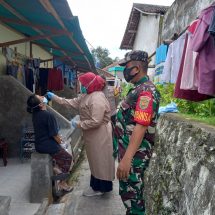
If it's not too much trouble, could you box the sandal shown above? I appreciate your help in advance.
[63,186,73,192]
[59,184,74,192]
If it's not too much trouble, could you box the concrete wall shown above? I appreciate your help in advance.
[162,0,215,40]
[0,76,71,157]
[145,114,215,215]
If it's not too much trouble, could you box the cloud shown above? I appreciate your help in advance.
[68,0,174,58]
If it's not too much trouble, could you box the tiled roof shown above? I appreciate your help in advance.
[120,3,170,50]
[133,3,169,14]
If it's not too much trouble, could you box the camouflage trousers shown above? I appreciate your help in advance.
[119,158,149,215]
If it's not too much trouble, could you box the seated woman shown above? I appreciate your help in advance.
[27,94,73,192]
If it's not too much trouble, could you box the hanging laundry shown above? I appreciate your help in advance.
[162,33,186,83]
[5,47,15,62]
[25,66,34,92]
[17,65,26,85]
[6,64,18,78]
[180,19,199,90]
[189,4,215,96]
[68,70,76,88]
[155,44,168,65]
[47,68,64,91]
[39,68,49,95]
[208,8,215,45]
[174,33,212,101]
[154,62,165,84]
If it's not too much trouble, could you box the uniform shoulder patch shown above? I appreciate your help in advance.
[139,95,151,110]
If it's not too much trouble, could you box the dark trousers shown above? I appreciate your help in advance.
[90,175,113,193]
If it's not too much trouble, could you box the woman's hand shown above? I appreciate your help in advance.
[116,157,132,180]
[46,92,55,100]
[71,118,81,129]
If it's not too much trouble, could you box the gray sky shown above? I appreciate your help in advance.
[68,0,175,59]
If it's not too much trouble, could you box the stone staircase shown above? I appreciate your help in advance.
[9,202,40,215]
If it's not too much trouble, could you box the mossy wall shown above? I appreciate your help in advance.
[145,114,215,215]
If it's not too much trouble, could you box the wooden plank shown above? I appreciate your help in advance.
[0,32,69,47]
[32,42,85,56]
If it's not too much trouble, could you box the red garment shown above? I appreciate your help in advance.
[174,33,212,101]
[47,68,63,91]
[188,19,199,33]
[78,72,105,94]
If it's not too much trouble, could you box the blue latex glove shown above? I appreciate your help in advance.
[71,118,79,128]
[46,92,55,100]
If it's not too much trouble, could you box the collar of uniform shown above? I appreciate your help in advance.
[134,75,149,86]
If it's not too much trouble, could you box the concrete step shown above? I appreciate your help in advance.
[0,196,11,215]
[9,202,40,215]
[45,203,66,215]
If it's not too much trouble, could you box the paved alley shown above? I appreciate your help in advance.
[62,155,126,215]
[0,159,40,215]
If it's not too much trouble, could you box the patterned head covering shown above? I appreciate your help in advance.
[78,72,105,94]
[118,50,148,66]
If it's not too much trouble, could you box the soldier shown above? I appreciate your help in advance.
[113,50,160,214]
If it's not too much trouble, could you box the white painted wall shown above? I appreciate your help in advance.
[0,23,53,75]
[133,14,160,56]
[133,13,160,80]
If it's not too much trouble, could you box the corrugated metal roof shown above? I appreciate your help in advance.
[120,3,169,50]
[0,0,95,72]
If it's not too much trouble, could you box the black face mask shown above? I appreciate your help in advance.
[123,66,139,82]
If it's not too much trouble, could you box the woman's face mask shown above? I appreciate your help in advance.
[43,97,48,104]
[79,76,97,94]
[80,85,87,94]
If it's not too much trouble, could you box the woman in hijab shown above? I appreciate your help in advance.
[47,72,115,197]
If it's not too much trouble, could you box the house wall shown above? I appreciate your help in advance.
[162,0,214,40]
[133,14,161,79]
[133,14,160,56]
[0,22,53,76]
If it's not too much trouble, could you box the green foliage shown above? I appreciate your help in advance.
[120,82,134,99]
[156,83,215,117]
[91,46,115,68]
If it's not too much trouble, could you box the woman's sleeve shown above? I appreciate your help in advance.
[52,95,82,110]
[80,95,106,130]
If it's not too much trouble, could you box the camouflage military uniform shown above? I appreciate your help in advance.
[113,75,160,215]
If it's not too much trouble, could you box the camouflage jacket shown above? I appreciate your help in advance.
[113,75,160,160]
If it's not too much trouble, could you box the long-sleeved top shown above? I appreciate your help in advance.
[208,7,215,44]
[180,19,199,90]
[174,33,212,101]
[162,33,186,83]
[53,92,115,181]
[155,44,168,65]
[189,4,215,96]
